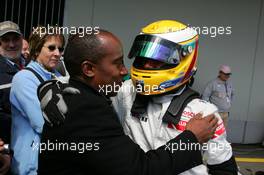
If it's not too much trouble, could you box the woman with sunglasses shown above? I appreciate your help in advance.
[9,26,65,175]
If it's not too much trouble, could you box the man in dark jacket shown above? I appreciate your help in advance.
[0,21,24,144]
[38,29,218,175]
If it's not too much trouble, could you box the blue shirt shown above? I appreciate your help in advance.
[10,61,61,175]
[202,77,234,112]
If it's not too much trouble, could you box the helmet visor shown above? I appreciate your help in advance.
[128,34,182,64]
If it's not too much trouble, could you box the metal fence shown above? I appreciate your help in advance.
[0,0,65,39]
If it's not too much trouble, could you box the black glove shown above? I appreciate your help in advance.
[37,80,80,127]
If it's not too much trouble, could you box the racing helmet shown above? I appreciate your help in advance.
[128,20,199,95]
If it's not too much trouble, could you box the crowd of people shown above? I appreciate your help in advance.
[0,20,239,175]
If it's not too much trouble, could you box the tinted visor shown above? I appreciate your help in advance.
[128,34,182,64]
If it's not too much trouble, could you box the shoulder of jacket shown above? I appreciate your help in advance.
[0,59,16,73]
[27,61,56,79]
[209,78,219,84]
[13,69,34,79]
[0,59,7,69]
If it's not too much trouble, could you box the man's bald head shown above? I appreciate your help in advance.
[64,29,122,78]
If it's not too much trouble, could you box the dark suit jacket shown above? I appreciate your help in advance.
[0,56,21,144]
[38,78,202,175]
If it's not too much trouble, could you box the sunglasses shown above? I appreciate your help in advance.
[44,45,64,53]
[220,71,231,76]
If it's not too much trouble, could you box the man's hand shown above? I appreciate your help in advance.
[186,113,218,143]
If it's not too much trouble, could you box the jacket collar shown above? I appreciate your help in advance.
[27,61,61,79]
[0,55,23,74]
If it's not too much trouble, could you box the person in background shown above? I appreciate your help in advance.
[10,26,65,174]
[202,65,234,129]
[0,21,24,145]
[22,38,30,64]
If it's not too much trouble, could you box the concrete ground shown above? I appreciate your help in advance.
[232,144,264,175]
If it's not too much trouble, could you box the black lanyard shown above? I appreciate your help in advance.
[224,82,229,98]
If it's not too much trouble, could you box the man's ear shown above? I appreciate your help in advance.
[81,60,95,77]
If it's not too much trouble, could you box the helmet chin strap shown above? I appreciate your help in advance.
[130,93,150,121]
[130,83,200,125]
[130,84,187,121]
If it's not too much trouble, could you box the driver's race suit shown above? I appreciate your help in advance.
[112,80,237,175]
